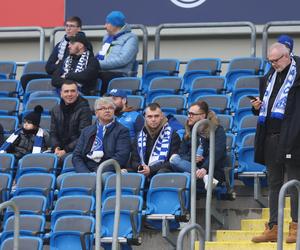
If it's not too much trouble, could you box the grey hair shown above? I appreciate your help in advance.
[269,42,290,56]
[94,97,116,110]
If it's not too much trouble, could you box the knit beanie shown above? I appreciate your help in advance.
[24,105,43,127]
[105,11,126,27]
[277,35,294,52]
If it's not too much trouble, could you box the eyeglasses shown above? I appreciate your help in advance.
[65,24,79,29]
[96,107,114,111]
[187,111,205,117]
[268,54,284,64]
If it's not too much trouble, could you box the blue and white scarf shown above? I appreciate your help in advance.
[57,36,68,61]
[0,128,44,154]
[258,57,297,123]
[86,121,114,163]
[137,123,173,167]
[63,50,90,74]
[96,30,129,60]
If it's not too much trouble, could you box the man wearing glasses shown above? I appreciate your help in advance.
[251,42,300,244]
[72,97,131,179]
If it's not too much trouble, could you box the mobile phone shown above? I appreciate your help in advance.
[247,95,257,101]
[138,165,144,171]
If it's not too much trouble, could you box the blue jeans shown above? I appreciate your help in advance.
[170,155,192,173]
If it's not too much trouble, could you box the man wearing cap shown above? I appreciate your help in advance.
[52,31,100,95]
[251,42,300,244]
[96,11,139,96]
[108,89,144,140]
[278,34,294,56]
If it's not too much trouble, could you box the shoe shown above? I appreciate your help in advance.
[251,223,278,243]
[286,221,297,243]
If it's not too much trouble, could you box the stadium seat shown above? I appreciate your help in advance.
[235,115,257,149]
[50,215,95,250]
[0,153,15,174]
[107,77,142,95]
[39,115,51,131]
[0,97,19,116]
[240,132,255,148]
[0,173,12,203]
[101,195,143,249]
[142,59,180,93]
[192,94,230,114]
[61,153,75,174]
[84,96,98,113]
[0,80,19,97]
[126,95,145,112]
[0,61,17,79]
[23,78,54,104]
[233,94,254,128]
[0,116,19,137]
[1,236,43,250]
[218,114,233,132]
[151,94,187,115]
[22,96,60,117]
[22,61,47,76]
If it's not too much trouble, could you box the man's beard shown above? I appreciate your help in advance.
[114,106,123,115]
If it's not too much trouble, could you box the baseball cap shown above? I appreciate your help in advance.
[107,89,127,98]
[277,35,294,52]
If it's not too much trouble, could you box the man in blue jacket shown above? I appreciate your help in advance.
[72,97,131,179]
[96,11,139,95]
[108,89,144,140]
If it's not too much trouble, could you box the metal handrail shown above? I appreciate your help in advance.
[177,223,205,250]
[95,159,121,250]
[154,22,257,59]
[277,179,300,250]
[0,200,20,250]
[262,21,300,59]
[190,119,216,247]
[50,24,148,74]
[0,26,45,61]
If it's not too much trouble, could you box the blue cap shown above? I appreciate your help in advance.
[108,89,127,98]
[105,11,126,27]
[277,35,294,52]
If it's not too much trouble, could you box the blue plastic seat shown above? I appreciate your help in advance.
[237,146,266,174]
[1,236,43,250]
[107,77,142,95]
[22,96,60,117]
[151,94,187,115]
[191,94,230,114]
[0,153,15,174]
[0,80,20,97]
[0,61,17,79]
[0,173,12,203]
[23,78,54,104]
[126,95,145,113]
[0,97,19,116]
[61,153,75,174]
[218,114,233,132]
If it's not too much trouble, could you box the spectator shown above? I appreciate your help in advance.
[96,11,139,95]
[52,32,100,95]
[130,103,180,178]
[50,80,92,165]
[72,97,131,179]
[169,101,226,189]
[108,89,144,139]
[251,42,300,244]
[277,34,294,56]
[0,106,50,162]
[46,16,84,75]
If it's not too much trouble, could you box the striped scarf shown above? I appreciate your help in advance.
[57,36,68,61]
[259,57,297,123]
[0,128,44,153]
[137,123,173,167]
[63,50,90,74]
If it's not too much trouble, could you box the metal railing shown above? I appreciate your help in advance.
[0,200,20,250]
[177,223,205,250]
[262,21,300,59]
[95,159,121,250]
[277,179,300,250]
[154,22,257,60]
[190,119,216,247]
[0,27,45,61]
[50,24,148,74]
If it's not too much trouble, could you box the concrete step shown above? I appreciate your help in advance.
[216,230,289,241]
[199,241,296,250]
[241,219,290,231]
[262,207,291,220]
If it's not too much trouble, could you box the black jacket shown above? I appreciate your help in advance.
[50,96,92,152]
[130,126,181,176]
[72,121,131,173]
[51,51,100,95]
[254,56,300,164]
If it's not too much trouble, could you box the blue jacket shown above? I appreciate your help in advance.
[98,24,138,74]
[72,120,131,173]
[116,109,144,139]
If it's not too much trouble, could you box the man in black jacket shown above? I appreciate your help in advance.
[51,32,100,95]
[130,103,180,178]
[251,42,300,244]
[50,80,92,165]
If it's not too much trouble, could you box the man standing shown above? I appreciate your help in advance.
[108,89,144,139]
[130,103,180,178]
[251,42,300,244]
[72,97,131,177]
[50,80,92,164]
[52,32,100,95]
[96,11,139,95]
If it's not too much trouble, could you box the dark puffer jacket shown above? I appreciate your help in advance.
[50,95,92,153]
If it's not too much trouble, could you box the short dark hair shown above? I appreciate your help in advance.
[61,79,78,88]
[65,16,82,28]
[146,102,161,111]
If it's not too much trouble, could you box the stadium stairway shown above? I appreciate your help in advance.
[196,197,296,250]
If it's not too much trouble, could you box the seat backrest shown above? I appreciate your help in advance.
[234,75,260,89]
[105,173,145,193]
[0,173,12,196]
[25,78,54,93]
[0,154,15,173]
[18,153,57,173]
[54,215,94,233]
[146,59,179,73]
[191,76,225,91]
[195,95,229,113]
[5,214,45,232]
[238,115,258,130]
[236,95,253,110]
[0,80,19,95]
[218,114,233,132]
[228,57,263,72]
[186,58,221,74]
[16,173,55,189]
[226,133,235,152]
[127,95,144,111]
[173,114,187,127]
[241,132,255,148]
[0,116,18,134]
[0,61,16,79]
[149,76,182,91]
[103,195,143,212]
[84,96,98,112]
[39,115,51,131]
[7,195,47,215]
[1,236,42,250]
[61,153,74,173]
[61,173,96,190]
[0,98,19,115]
[24,97,60,114]
[54,195,94,212]
[108,77,141,94]
[152,95,186,111]
[23,61,47,74]
[150,173,189,189]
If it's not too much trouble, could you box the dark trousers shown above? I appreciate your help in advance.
[98,71,126,96]
[264,133,300,225]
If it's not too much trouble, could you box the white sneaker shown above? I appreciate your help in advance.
[203,174,219,190]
